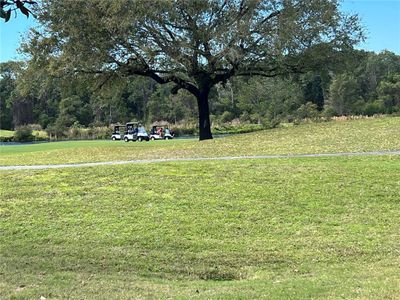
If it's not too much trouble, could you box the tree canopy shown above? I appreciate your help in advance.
[25,0,363,139]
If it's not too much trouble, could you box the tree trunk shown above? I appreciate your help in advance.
[197,89,213,140]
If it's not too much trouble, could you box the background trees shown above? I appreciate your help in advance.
[17,0,364,140]
[328,73,361,115]
[303,75,324,111]
[0,61,21,129]
[1,50,400,134]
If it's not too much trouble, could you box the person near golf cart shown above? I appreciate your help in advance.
[149,124,174,140]
[157,127,163,137]
[164,127,172,136]
[123,122,149,142]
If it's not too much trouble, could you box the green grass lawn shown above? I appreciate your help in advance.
[0,129,48,139]
[1,117,400,299]
[1,117,400,166]
[1,156,399,299]
[0,129,14,137]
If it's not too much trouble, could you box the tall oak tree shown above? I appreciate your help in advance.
[27,0,363,139]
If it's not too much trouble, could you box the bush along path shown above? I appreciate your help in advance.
[1,150,400,171]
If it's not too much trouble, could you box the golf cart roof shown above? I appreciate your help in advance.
[151,122,169,127]
[126,122,144,128]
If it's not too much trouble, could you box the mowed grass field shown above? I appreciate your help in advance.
[1,117,400,299]
[1,117,400,166]
[0,130,14,137]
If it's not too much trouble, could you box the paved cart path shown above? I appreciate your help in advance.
[1,150,400,171]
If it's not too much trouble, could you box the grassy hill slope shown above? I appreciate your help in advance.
[1,157,399,299]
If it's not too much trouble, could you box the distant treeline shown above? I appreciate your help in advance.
[1,50,399,136]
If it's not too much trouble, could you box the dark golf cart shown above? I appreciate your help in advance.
[149,124,174,140]
[123,122,149,142]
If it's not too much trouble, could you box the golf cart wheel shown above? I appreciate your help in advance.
[151,137,155,141]
[124,137,129,142]
[138,137,143,142]
[112,137,116,141]
[165,136,169,140]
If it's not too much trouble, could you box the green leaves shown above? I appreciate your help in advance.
[0,7,11,22]
[0,0,36,22]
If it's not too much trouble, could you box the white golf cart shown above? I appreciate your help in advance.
[123,122,150,142]
[111,124,124,141]
[149,124,174,140]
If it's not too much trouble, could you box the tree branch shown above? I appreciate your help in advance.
[257,10,281,28]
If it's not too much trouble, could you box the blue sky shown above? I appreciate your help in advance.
[0,0,400,63]
[342,0,400,53]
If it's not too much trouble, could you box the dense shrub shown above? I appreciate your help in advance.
[45,125,113,140]
[262,118,280,129]
[239,111,251,123]
[46,124,67,140]
[170,126,197,136]
[66,122,85,139]
[86,127,113,139]
[220,111,235,123]
[363,101,385,116]
[0,136,14,142]
[28,124,43,131]
[14,126,34,142]
[322,106,337,119]
[167,120,198,136]
[296,102,320,121]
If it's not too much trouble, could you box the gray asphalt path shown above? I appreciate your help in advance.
[1,150,400,171]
